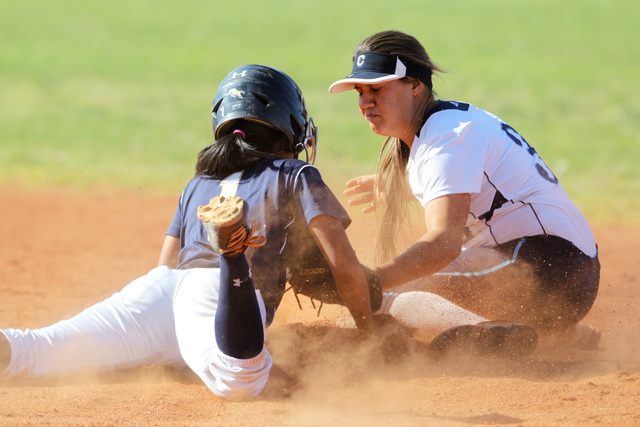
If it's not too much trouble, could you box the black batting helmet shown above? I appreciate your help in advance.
[212,65,317,163]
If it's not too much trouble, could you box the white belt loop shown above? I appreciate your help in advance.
[220,171,243,197]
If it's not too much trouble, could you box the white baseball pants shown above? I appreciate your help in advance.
[0,266,272,401]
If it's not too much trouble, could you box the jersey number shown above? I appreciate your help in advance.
[501,123,559,184]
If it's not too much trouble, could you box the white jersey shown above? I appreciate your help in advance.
[407,101,596,257]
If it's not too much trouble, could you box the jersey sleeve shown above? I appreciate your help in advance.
[293,164,351,229]
[409,121,485,206]
[166,191,185,238]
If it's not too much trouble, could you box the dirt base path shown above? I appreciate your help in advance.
[1,187,638,426]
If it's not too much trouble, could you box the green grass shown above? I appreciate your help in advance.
[1,0,638,225]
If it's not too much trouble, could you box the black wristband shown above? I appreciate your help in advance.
[367,271,383,312]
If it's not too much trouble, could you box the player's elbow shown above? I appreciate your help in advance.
[442,241,463,263]
[413,234,463,276]
[434,228,464,265]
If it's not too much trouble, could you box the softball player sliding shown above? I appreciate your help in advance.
[0,65,374,401]
[331,30,601,348]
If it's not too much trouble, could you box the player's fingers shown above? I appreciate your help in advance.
[344,181,375,198]
[361,202,377,214]
[345,174,376,191]
[345,176,362,188]
[347,193,374,206]
[343,185,368,197]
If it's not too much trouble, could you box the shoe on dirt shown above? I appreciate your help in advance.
[429,320,538,357]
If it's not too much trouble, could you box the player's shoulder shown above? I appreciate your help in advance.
[272,158,314,170]
[177,174,222,205]
[265,158,320,178]
[179,174,214,191]
[238,159,322,193]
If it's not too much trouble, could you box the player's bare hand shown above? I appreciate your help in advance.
[344,174,377,214]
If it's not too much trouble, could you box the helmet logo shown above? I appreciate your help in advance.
[227,88,245,99]
[232,70,248,78]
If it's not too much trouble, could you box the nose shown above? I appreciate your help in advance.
[358,90,374,110]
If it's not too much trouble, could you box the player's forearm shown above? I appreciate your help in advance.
[375,236,461,290]
[334,267,374,332]
[308,215,375,331]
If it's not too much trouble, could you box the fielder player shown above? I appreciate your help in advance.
[330,30,601,349]
[0,65,374,401]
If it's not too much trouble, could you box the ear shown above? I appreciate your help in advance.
[411,78,426,96]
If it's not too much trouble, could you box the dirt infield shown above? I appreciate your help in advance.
[1,186,639,426]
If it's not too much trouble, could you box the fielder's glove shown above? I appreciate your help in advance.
[288,244,382,312]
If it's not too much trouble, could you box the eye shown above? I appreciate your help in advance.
[370,83,386,93]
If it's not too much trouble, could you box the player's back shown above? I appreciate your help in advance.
[169,157,347,322]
